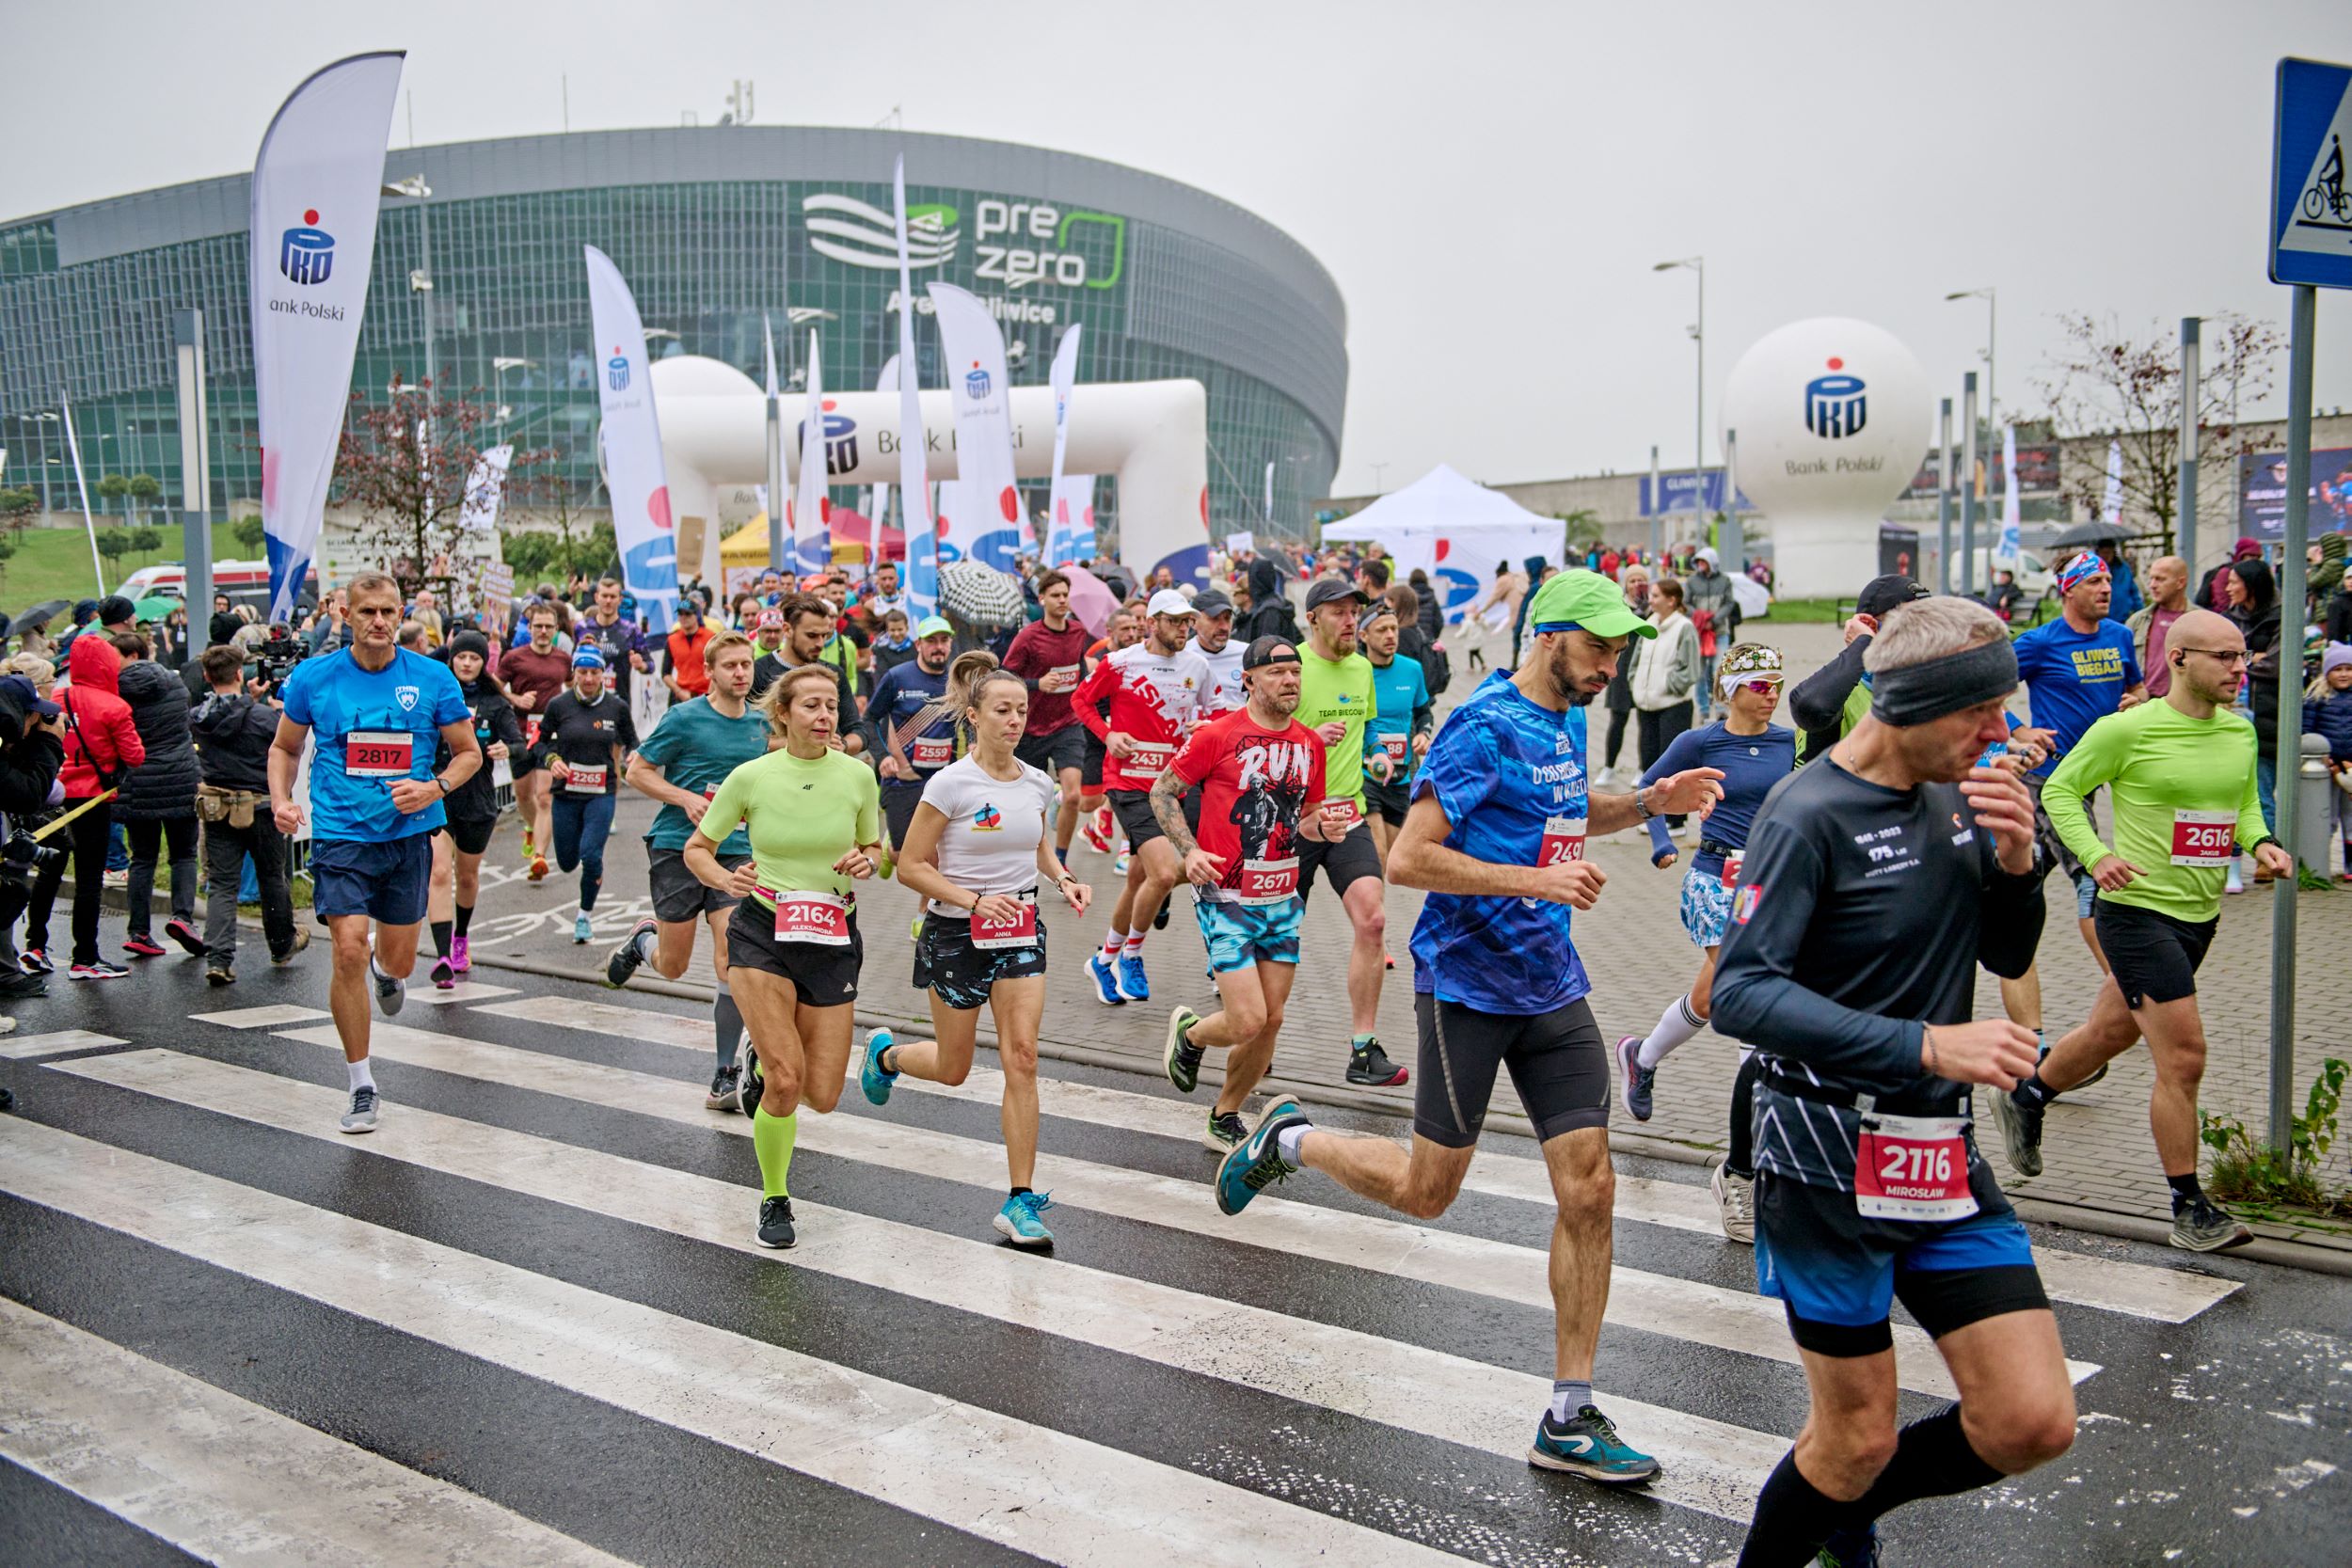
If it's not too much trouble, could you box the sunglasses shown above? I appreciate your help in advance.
[1735,678,1783,696]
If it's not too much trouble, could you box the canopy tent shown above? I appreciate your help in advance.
[1320,465,1565,624]
[719,509,901,573]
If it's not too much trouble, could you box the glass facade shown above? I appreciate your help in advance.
[0,131,1345,550]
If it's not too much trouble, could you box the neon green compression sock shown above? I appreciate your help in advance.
[752,1103,798,1199]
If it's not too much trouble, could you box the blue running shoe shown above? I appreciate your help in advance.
[1815,1524,1881,1567]
[573,912,594,944]
[1115,952,1151,1003]
[1615,1035,1655,1122]
[860,1028,898,1106]
[1527,1403,1660,1484]
[993,1190,1056,1248]
[1216,1095,1307,1216]
[1086,950,1125,1006]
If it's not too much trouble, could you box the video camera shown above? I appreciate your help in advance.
[0,824,63,891]
[254,626,308,690]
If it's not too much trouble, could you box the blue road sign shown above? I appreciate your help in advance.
[2271,56,2352,289]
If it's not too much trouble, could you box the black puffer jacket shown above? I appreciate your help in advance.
[112,657,202,820]
[1237,559,1300,644]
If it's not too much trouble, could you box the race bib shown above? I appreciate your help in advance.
[565,762,609,793]
[1125,739,1174,773]
[345,730,415,779]
[971,895,1040,950]
[766,890,851,946]
[912,736,954,769]
[524,714,544,748]
[1538,814,1586,867]
[1237,856,1300,906]
[1317,797,1360,830]
[2169,808,2235,866]
[1379,736,1408,768]
[1046,663,1080,691]
[1720,848,1745,889]
[1855,1112,1979,1222]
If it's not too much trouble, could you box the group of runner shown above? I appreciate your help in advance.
[269,556,2282,1565]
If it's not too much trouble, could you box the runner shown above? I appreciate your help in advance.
[537,646,638,943]
[1991,607,2282,1252]
[1292,577,1406,1085]
[864,617,960,859]
[685,662,883,1249]
[858,656,1093,1245]
[1003,570,1094,865]
[604,628,771,1110]
[425,630,525,989]
[269,572,479,1133]
[1357,598,1433,866]
[1611,642,1795,1242]
[1708,596,2075,1567]
[754,594,862,748]
[500,602,572,881]
[1189,589,1246,717]
[1212,570,1723,1485]
[573,576,649,704]
[1152,635,1345,1153]
[1072,589,1209,1006]
[1076,607,1143,856]
[745,609,788,700]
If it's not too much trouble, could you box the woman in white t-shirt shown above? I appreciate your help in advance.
[856,652,1093,1248]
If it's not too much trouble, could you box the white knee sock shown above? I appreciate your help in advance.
[1636,994,1706,1069]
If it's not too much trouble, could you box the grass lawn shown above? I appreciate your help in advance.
[0,522,254,619]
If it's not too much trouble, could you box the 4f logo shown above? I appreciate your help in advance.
[279,209,334,285]
[1804,357,1867,439]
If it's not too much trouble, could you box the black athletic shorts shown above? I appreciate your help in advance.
[1109,788,1164,849]
[2093,896,2217,1009]
[1363,771,1412,828]
[1015,724,1086,780]
[1413,992,1610,1148]
[648,845,745,923]
[441,815,496,857]
[912,906,1049,1012]
[1300,817,1382,896]
[724,896,863,1007]
[882,780,929,853]
[1081,733,1107,793]
[2026,775,2101,886]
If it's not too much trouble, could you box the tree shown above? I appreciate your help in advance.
[127,525,164,563]
[502,447,615,587]
[127,472,162,524]
[0,528,18,595]
[2037,312,2283,551]
[231,514,267,555]
[328,379,546,600]
[92,527,131,579]
[0,486,37,533]
[96,473,130,516]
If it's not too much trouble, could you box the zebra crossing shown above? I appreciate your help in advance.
[0,971,2317,1567]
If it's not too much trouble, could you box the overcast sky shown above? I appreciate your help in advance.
[8,0,2352,495]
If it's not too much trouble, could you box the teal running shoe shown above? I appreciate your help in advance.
[1527,1403,1660,1484]
[572,912,594,943]
[993,1190,1056,1249]
[860,1028,898,1106]
[1215,1095,1306,1216]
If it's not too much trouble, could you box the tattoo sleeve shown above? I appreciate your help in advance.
[1149,766,1198,857]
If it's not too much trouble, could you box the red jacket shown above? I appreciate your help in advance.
[58,635,145,799]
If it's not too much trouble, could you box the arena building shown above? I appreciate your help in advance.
[0,127,1346,547]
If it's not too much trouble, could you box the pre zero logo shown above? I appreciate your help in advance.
[279,209,334,285]
[1804,356,1867,439]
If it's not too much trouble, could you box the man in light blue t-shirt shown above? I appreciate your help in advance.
[270,572,477,1135]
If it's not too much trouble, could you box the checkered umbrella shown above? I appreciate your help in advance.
[935,560,1027,628]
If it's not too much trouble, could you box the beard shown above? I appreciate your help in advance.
[1252,687,1300,721]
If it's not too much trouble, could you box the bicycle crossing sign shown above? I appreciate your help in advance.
[2272,56,2352,289]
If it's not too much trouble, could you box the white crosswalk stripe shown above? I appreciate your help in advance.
[265,1017,2100,1399]
[0,1028,125,1059]
[0,1296,633,1568]
[0,1117,1464,1568]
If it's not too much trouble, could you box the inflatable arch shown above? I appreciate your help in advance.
[647,356,1212,587]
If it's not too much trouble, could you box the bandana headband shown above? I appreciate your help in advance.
[1868,639,2018,726]
[2056,551,2106,594]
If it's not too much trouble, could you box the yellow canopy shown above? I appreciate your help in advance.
[720,514,869,567]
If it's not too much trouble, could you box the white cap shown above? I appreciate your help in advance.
[1146,589,1193,618]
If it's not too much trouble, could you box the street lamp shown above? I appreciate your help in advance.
[1944,287,1996,430]
[493,357,533,434]
[1654,258,1705,542]
[381,178,436,393]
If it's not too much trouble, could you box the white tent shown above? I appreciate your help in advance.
[1322,464,1565,623]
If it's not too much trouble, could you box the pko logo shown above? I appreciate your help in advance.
[795,402,859,474]
[607,349,630,392]
[963,361,992,400]
[1804,357,1867,439]
[278,209,334,285]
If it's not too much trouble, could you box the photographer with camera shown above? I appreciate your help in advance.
[191,645,306,986]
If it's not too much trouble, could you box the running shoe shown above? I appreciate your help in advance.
[1215,1095,1307,1216]
[1708,1155,1755,1244]
[165,917,204,956]
[1113,850,1131,876]
[20,948,52,975]
[860,1028,898,1106]
[1164,1006,1203,1093]
[271,927,311,966]
[1991,1085,2044,1178]
[431,956,456,990]
[1086,950,1126,1007]
[450,934,469,974]
[1152,897,1170,931]
[755,1196,797,1249]
[605,917,658,988]
[1383,949,1394,971]
[993,1191,1057,1249]
[1115,953,1151,1003]
[339,1085,378,1134]
[1345,1037,1407,1087]
[528,855,549,882]
[2170,1197,2253,1253]
[70,960,130,980]
[1527,1403,1659,1484]
[572,912,594,943]
[706,1063,741,1112]
[371,958,405,1017]
[1082,814,1113,854]
[1203,1108,1247,1154]
[0,971,47,999]
[205,962,234,988]
[737,1053,766,1116]
[1615,1036,1656,1122]
[1815,1524,1882,1567]
[121,934,167,959]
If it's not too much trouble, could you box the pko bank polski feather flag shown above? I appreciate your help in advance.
[250,51,405,624]
[584,245,676,635]
[927,281,1028,574]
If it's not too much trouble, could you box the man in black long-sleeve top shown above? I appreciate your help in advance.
[1709,595,2076,1568]
[1787,574,1928,764]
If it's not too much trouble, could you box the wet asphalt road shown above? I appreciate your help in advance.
[0,957,2343,1567]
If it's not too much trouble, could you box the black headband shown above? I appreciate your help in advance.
[1867,639,2018,726]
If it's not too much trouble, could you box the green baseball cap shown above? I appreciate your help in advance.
[1527,569,1656,640]
[914,615,954,640]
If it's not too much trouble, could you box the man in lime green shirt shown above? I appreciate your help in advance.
[1991,609,2289,1252]
[1295,577,1405,1087]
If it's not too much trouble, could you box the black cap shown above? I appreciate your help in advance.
[1856,574,1930,619]
[1241,635,1302,671]
[0,674,60,718]
[96,594,137,626]
[1190,588,1234,616]
[1304,578,1371,612]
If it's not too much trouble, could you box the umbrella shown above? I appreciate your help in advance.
[2046,518,2135,549]
[133,594,181,622]
[935,560,1027,629]
[13,599,69,632]
[1060,564,1120,640]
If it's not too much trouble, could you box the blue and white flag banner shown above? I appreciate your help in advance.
[927,280,1025,574]
[583,245,675,634]
[1045,324,1083,566]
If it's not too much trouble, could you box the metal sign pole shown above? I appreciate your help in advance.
[2268,282,2313,1156]
[2177,317,2201,571]
[173,309,212,631]
[1960,373,1979,595]
[1937,397,1953,594]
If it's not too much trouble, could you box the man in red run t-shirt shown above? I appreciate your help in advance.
[1004,569,1094,865]
[501,601,575,880]
[1143,634,1344,1154]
